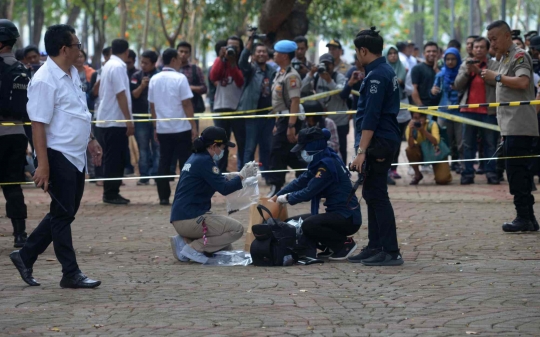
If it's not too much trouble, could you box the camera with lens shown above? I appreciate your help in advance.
[292,60,302,71]
[226,45,237,57]
[414,121,422,128]
[248,25,266,40]
[466,60,480,65]
[317,63,327,74]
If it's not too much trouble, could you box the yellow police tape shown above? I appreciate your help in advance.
[1,154,539,186]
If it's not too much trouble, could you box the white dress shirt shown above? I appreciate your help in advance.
[26,57,91,172]
[96,54,132,128]
[148,67,193,134]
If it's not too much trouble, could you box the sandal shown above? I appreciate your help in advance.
[409,173,424,185]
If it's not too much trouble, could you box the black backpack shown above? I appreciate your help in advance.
[0,56,31,121]
[250,205,297,266]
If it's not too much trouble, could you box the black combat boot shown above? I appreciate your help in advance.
[12,219,27,248]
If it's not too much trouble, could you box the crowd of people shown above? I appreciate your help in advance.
[1,17,540,285]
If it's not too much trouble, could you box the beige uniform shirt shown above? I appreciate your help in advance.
[496,44,539,136]
[271,66,301,113]
[336,59,352,76]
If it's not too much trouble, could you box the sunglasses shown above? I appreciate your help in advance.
[66,43,82,50]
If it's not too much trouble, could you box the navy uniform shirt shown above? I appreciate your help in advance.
[277,157,361,226]
[170,151,242,222]
[356,57,401,142]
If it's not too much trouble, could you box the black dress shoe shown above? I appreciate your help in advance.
[533,219,540,231]
[9,250,40,286]
[118,194,130,203]
[103,196,129,205]
[460,176,474,185]
[502,217,534,232]
[159,199,170,205]
[60,273,101,289]
[13,234,27,248]
[486,175,500,185]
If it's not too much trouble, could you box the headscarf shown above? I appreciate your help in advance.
[439,47,462,92]
[382,45,406,82]
[303,129,349,214]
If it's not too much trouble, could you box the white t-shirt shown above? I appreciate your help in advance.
[148,67,193,134]
[96,55,132,128]
[27,57,91,172]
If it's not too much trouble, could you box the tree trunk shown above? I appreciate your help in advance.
[473,0,482,35]
[258,0,313,45]
[0,0,14,20]
[485,0,494,25]
[142,0,150,51]
[66,4,81,26]
[120,0,127,39]
[32,0,44,46]
[413,0,424,47]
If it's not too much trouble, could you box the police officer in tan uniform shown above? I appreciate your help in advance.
[266,40,305,197]
[482,20,540,232]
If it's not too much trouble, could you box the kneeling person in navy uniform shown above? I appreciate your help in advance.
[270,127,361,260]
[169,126,259,263]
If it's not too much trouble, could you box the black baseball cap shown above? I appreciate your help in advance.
[530,36,540,50]
[291,127,325,152]
[200,126,235,148]
[319,53,334,64]
[326,39,342,49]
[525,31,538,39]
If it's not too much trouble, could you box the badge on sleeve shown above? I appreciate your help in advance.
[131,78,138,85]
[212,166,220,174]
[289,78,297,88]
[514,52,525,65]
[369,84,378,94]
[315,167,326,178]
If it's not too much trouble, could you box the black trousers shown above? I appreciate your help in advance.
[266,135,306,188]
[392,121,409,165]
[19,149,83,277]
[99,127,128,198]
[362,138,400,253]
[213,110,246,172]
[294,212,360,252]
[156,131,192,201]
[0,134,28,234]
[337,124,350,163]
[504,136,537,219]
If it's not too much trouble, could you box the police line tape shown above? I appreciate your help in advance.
[1,154,538,187]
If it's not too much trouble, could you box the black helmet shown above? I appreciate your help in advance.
[0,19,20,42]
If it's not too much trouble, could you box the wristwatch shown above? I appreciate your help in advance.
[495,74,502,82]
[357,147,364,155]
[288,123,295,129]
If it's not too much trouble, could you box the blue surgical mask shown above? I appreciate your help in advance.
[301,150,320,163]
[213,147,224,162]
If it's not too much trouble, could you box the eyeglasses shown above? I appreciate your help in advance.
[66,43,82,50]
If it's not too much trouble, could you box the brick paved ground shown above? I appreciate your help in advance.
[1,141,540,337]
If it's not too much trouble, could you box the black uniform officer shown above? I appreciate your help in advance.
[266,40,306,197]
[348,27,403,266]
[273,127,361,260]
[0,19,29,248]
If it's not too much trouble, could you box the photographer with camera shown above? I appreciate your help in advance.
[301,53,350,162]
[405,112,452,185]
[454,37,499,185]
[238,27,276,181]
[347,27,403,266]
[292,36,313,79]
[209,36,245,172]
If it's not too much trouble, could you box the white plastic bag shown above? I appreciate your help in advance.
[226,175,260,214]
[203,250,252,266]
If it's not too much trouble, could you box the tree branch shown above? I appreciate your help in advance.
[157,0,171,45]
[172,0,188,43]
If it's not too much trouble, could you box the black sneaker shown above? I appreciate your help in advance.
[360,251,404,266]
[317,247,333,259]
[347,246,381,263]
[532,218,540,231]
[103,196,129,205]
[329,238,358,261]
[502,217,535,232]
[460,176,474,185]
[160,199,170,206]
[486,175,500,185]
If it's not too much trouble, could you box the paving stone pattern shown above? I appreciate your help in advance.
[1,149,540,336]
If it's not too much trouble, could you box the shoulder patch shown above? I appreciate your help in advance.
[289,77,297,88]
[369,84,378,94]
[370,79,381,84]
[315,167,326,178]
[516,57,524,65]
[212,166,220,174]
[514,52,525,59]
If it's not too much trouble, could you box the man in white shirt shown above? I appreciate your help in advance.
[149,48,197,205]
[95,39,134,205]
[10,24,102,288]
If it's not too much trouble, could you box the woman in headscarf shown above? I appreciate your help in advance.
[430,47,463,173]
[383,45,411,181]
[270,127,361,261]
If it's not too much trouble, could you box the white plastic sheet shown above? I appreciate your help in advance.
[226,176,260,214]
[203,250,252,266]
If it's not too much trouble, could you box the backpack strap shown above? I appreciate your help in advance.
[191,64,199,85]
